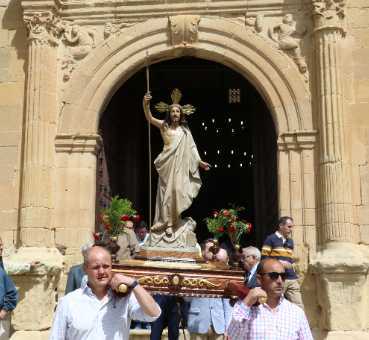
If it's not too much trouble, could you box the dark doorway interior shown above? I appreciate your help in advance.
[99,57,278,246]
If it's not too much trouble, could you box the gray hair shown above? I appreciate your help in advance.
[81,242,93,263]
[242,246,261,260]
[83,245,111,266]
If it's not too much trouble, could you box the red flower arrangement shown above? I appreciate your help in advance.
[97,196,140,239]
[205,207,252,244]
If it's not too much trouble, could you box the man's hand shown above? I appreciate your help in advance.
[143,92,152,104]
[243,287,267,307]
[0,309,7,320]
[199,161,211,171]
[110,273,136,291]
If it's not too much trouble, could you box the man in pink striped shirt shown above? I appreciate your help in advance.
[227,259,313,340]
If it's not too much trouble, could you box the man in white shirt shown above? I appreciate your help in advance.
[49,246,161,340]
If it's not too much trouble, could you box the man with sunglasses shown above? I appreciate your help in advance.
[227,259,313,340]
[261,216,304,309]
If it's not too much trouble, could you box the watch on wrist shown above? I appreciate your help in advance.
[129,280,139,291]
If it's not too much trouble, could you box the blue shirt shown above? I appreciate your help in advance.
[0,267,18,311]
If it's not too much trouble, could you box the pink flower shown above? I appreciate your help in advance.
[222,209,230,217]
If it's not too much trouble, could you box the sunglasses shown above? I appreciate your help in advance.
[260,272,287,281]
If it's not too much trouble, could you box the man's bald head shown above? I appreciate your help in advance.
[257,258,284,274]
[83,246,111,267]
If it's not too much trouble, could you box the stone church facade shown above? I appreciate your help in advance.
[0,0,368,339]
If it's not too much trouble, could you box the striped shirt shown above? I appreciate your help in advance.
[227,298,313,340]
[261,232,297,280]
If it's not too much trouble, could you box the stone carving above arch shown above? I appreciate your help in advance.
[268,14,307,74]
[103,22,139,40]
[232,12,308,77]
[245,14,264,34]
[57,17,312,137]
[61,24,96,81]
[169,15,201,46]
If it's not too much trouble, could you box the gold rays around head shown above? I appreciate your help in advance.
[154,88,196,116]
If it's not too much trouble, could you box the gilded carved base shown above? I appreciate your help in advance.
[113,259,244,298]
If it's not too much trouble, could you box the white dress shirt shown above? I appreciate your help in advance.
[49,280,160,340]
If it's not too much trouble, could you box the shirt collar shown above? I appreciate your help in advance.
[262,296,285,312]
[82,277,113,301]
[275,231,286,242]
[249,262,259,277]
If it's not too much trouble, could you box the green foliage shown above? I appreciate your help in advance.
[100,196,137,237]
[204,207,252,243]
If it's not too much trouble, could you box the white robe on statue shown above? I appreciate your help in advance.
[150,124,202,247]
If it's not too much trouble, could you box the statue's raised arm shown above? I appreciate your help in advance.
[142,93,163,129]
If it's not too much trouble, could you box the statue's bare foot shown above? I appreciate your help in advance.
[165,227,173,237]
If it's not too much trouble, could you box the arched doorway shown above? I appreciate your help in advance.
[99,57,278,246]
[56,16,315,263]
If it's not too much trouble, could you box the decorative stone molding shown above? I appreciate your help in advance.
[169,15,201,46]
[62,24,95,60]
[61,24,96,81]
[55,134,102,154]
[103,22,137,39]
[278,131,317,151]
[268,14,307,74]
[245,14,264,34]
[312,0,346,33]
[23,11,62,46]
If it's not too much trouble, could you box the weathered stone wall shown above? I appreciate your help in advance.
[347,1,369,245]
[0,0,26,246]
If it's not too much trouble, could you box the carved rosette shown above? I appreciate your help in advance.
[169,15,201,46]
[312,0,346,34]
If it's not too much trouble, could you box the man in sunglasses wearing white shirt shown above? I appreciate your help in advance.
[227,259,313,340]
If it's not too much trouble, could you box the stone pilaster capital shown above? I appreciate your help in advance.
[311,0,346,34]
[55,134,102,154]
[23,11,63,46]
[278,130,318,151]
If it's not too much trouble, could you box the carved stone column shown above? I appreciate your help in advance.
[310,3,369,338]
[20,12,59,246]
[312,0,358,244]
